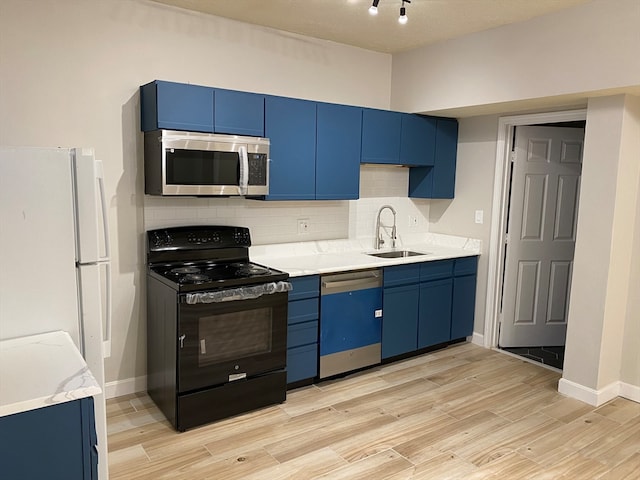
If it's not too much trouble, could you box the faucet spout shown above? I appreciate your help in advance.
[375,205,397,249]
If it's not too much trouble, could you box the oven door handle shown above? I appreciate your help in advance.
[184,281,292,304]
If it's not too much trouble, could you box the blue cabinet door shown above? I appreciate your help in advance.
[400,114,436,166]
[408,117,458,199]
[431,118,458,198]
[265,96,317,200]
[287,344,318,384]
[382,283,419,358]
[361,108,403,164]
[287,275,319,384]
[141,80,215,133]
[214,88,265,137]
[316,102,362,200]
[418,278,453,348]
[0,397,97,479]
[451,274,477,340]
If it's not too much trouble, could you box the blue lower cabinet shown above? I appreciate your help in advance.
[383,257,477,359]
[287,276,320,385]
[418,278,453,348]
[451,273,477,340]
[0,397,98,479]
[382,283,419,359]
[287,344,318,384]
[288,321,319,348]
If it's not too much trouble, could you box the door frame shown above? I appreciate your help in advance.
[483,109,587,348]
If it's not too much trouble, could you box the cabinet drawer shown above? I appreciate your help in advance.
[288,275,320,301]
[287,344,318,384]
[288,298,319,325]
[420,260,454,282]
[288,321,318,348]
[383,264,421,287]
[454,256,478,276]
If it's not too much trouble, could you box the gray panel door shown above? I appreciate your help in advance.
[500,126,584,347]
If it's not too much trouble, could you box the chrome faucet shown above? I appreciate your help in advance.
[375,205,397,249]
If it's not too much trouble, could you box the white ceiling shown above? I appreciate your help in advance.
[150,0,592,53]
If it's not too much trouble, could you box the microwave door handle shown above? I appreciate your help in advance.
[238,146,249,196]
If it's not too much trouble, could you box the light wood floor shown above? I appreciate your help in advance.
[107,342,640,479]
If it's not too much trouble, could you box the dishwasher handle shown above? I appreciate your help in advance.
[321,270,381,295]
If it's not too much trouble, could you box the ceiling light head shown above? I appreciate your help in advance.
[369,0,379,15]
[398,6,408,24]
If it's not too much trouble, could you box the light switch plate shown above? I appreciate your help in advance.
[475,210,484,224]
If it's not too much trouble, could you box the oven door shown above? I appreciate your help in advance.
[177,289,287,393]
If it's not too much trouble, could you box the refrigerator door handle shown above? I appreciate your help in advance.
[95,160,111,261]
[94,159,112,358]
[103,261,112,358]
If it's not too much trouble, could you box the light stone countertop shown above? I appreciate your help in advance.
[251,233,481,277]
[0,330,102,417]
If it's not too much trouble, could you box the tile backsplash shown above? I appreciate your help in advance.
[143,165,430,245]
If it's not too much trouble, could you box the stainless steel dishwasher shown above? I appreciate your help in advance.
[319,269,383,378]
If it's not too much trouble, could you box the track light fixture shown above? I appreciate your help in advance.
[368,0,410,25]
[368,0,379,15]
[399,1,408,24]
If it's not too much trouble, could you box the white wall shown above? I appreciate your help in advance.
[391,0,640,115]
[561,95,640,403]
[0,0,392,387]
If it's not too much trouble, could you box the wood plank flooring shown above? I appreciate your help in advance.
[107,343,640,479]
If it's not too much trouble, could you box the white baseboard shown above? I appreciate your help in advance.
[558,378,640,406]
[471,332,484,347]
[105,375,147,399]
[619,382,640,403]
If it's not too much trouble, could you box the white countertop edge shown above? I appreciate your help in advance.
[0,331,102,418]
[251,234,481,278]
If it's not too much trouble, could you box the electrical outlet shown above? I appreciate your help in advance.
[297,218,310,234]
[475,210,484,224]
[409,215,418,228]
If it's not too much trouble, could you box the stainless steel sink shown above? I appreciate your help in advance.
[367,250,430,259]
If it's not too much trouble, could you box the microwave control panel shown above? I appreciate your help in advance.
[248,154,268,186]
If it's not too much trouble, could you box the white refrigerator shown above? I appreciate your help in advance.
[0,147,111,480]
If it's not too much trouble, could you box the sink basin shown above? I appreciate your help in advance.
[367,250,430,259]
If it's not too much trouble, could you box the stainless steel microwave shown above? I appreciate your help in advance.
[144,129,270,196]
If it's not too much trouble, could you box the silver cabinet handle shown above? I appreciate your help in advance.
[179,334,186,348]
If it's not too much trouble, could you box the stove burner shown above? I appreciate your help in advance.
[181,273,210,283]
[232,263,270,276]
[171,266,200,274]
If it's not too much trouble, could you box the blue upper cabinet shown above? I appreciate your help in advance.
[361,108,402,164]
[409,117,458,199]
[316,103,362,200]
[265,95,317,200]
[141,80,214,132]
[214,88,265,137]
[400,114,436,166]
